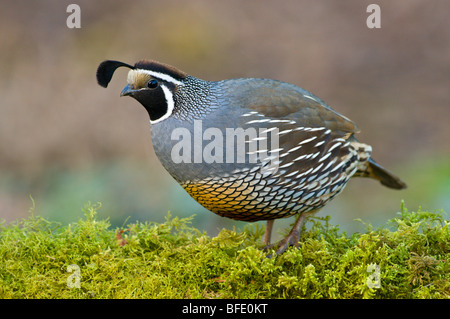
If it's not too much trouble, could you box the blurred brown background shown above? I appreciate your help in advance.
[0,0,449,238]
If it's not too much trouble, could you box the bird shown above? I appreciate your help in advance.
[96,59,407,256]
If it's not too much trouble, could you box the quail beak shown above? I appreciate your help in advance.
[120,84,135,97]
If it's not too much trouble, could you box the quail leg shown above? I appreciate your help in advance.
[263,220,274,246]
[265,211,313,257]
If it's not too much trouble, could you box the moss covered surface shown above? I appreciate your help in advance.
[0,202,448,299]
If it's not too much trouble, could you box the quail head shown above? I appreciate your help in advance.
[96,59,407,256]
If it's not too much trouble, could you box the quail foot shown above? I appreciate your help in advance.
[96,59,407,257]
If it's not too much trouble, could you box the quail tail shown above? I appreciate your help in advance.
[363,158,407,190]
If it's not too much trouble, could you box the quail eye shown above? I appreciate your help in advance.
[147,79,159,89]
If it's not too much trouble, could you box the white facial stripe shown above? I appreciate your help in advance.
[150,84,174,124]
[136,69,184,86]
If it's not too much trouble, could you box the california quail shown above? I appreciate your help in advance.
[96,59,407,256]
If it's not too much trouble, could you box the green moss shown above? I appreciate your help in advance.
[0,201,448,299]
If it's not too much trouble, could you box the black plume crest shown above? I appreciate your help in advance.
[96,60,134,88]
